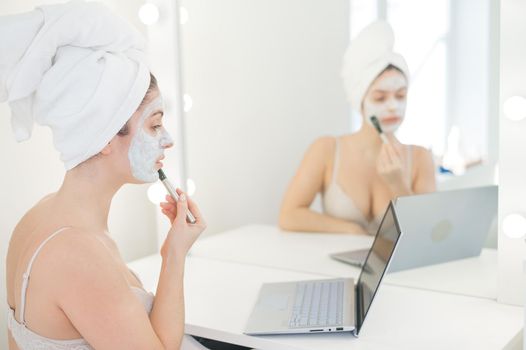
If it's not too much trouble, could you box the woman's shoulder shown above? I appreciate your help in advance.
[38,227,111,259]
[309,134,357,153]
[13,225,109,263]
[406,144,435,168]
[12,192,56,229]
[28,227,120,289]
[310,135,336,148]
[408,144,433,158]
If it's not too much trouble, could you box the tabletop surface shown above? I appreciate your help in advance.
[129,253,521,350]
[189,224,498,299]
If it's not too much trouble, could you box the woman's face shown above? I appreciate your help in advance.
[362,68,408,134]
[126,90,174,183]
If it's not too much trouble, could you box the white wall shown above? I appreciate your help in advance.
[498,0,526,306]
[179,0,350,234]
[0,1,159,347]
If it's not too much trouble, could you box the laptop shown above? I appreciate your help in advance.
[244,201,402,336]
[330,185,497,272]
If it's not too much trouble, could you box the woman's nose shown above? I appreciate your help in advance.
[161,139,173,149]
[160,133,174,149]
[386,98,397,110]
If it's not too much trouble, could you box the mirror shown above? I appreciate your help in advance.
[179,0,499,299]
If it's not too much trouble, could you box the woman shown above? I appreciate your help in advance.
[279,21,436,235]
[3,2,205,349]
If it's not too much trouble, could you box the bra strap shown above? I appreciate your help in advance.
[19,227,71,325]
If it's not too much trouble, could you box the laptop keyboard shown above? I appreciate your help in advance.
[289,280,344,328]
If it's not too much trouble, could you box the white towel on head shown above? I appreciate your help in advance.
[0,1,150,169]
[341,20,410,113]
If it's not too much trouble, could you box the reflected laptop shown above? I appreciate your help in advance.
[330,186,497,272]
[244,201,401,336]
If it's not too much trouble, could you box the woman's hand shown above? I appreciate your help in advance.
[159,189,206,259]
[376,142,411,196]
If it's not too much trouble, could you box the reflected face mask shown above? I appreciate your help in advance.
[128,97,173,183]
[363,74,407,134]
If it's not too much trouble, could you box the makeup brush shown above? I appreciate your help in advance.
[370,115,389,144]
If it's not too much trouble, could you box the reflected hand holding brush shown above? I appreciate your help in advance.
[370,115,389,144]
[158,169,197,224]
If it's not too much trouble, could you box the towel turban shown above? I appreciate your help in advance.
[0,1,150,169]
[341,20,410,113]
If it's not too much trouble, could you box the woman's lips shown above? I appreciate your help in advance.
[381,116,401,124]
[155,155,165,169]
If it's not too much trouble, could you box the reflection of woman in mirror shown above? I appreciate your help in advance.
[279,21,436,235]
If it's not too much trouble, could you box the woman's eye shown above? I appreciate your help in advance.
[152,125,162,130]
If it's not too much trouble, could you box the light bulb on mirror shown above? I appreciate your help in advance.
[502,213,526,239]
[147,182,167,205]
[138,3,160,25]
[187,178,196,196]
[180,6,189,24]
[183,94,193,112]
[503,96,526,121]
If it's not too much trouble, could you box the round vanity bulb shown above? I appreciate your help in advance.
[183,94,193,112]
[187,178,196,196]
[180,6,189,24]
[493,164,499,185]
[502,213,526,239]
[138,3,160,25]
[503,96,526,121]
[148,182,167,205]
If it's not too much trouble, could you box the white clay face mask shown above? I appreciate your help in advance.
[363,74,407,134]
[128,97,173,183]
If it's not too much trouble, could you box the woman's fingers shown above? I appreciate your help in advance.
[161,208,176,222]
[165,194,176,204]
[378,147,390,170]
[160,198,177,223]
[175,192,189,225]
[163,189,205,227]
[160,201,174,208]
[382,144,395,165]
[186,196,205,226]
[387,143,403,167]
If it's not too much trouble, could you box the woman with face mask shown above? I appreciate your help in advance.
[2,2,207,349]
[279,21,436,235]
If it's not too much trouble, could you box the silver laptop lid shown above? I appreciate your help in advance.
[388,185,497,272]
[355,201,402,335]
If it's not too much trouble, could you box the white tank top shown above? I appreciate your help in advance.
[7,227,154,349]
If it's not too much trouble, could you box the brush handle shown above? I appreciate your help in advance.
[369,116,389,144]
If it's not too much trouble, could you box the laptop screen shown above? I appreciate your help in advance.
[355,201,401,334]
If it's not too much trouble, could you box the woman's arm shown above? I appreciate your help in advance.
[412,146,437,194]
[49,192,204,350]
[152,192,205,348]
[279,137,366,234]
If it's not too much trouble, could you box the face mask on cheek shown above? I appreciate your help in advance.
[128,97,174,183]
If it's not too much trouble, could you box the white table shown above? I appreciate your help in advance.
[189,224,498,299]
[128,254,522,350]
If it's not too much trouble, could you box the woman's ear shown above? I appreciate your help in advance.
[100,141,112,156]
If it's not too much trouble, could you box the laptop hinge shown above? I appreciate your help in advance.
[354,284,363,334]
